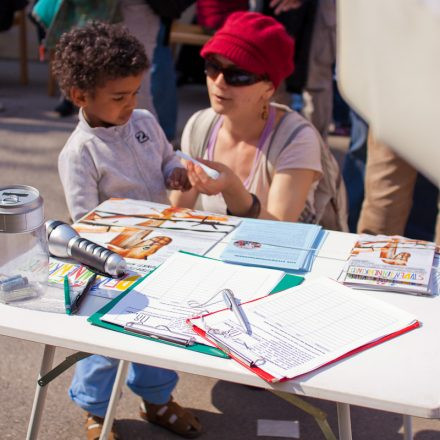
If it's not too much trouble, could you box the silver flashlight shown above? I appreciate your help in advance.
[45,220,127,277]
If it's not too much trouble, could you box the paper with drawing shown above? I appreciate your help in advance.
[101,252,285,344]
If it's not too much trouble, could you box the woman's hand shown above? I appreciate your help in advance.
[170,158,253,215]
[186,158,240,196]
[185,158,256,216]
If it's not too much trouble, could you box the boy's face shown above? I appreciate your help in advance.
[71,73,145,127]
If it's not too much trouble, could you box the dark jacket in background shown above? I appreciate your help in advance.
[263,0,318,94]
[0,0,28,31]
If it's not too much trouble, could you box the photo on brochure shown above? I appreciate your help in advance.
[73,223,223,266]
[80,198,240,233]
[49,222,226,301]
[340,234,437,295]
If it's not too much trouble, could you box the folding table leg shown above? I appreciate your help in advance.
[99,359,129,440]
[26,344,56,440]
[271,390,338,440]
[403,414,413,440]
[337,403,352,440]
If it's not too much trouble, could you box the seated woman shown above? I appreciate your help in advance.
[171,11,347,230]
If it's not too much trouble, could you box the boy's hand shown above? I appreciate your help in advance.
[166,167,192,191]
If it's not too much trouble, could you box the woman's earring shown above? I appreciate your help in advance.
[261,103,269,120]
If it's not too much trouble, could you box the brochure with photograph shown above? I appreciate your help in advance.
[79,198,241,234]
[73,222,224,272]
[48,219,227,300]
[339,234,437,295]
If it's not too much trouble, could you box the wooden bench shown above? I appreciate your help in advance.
[169,22,211,47]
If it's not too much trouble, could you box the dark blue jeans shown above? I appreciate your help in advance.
[342,110,368,232]
[151,24,178,141]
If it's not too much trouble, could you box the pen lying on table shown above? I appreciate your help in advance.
[70,272,97,315]
[63,275,72,315]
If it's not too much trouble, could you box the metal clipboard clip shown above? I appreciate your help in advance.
[124,322,196,347]
[207,329,265,367]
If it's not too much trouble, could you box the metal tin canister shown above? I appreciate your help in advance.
[0,185,44,233]
[0,186,48,300]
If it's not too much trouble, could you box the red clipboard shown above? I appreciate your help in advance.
[188,290,421,384]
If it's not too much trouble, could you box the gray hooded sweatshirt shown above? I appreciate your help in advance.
[58,109,182,221]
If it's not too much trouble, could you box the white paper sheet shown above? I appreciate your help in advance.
[192,278,419,381]
[101,252,285,344]
[257,419,300,438]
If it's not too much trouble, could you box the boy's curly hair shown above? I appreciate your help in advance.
[52,21,149,97]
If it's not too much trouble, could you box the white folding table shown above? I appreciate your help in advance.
[1,231,439,440]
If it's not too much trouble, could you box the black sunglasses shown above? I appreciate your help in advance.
[204,59,269,87]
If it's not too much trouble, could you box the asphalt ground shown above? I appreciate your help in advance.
[1,59,440,440]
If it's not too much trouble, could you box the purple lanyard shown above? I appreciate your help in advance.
[206,105,276,188]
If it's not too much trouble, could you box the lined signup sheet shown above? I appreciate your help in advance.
[191,278,419,381]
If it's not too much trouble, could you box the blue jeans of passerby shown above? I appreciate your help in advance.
[151,23,178,141]
[69,355,178,417]
[342,110,368,232]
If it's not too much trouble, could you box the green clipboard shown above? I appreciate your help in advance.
[88,254,304,358]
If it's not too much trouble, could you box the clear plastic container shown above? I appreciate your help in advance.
[0,185,48,303]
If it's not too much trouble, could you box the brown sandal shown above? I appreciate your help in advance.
[85,413,120,440]
[140,396,202,438]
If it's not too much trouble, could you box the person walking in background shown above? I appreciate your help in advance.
[301,0,336,141]
[196,0,248,32]
[120,0,160,114]
[342,109,368,232]
[357,133,439,245]
[32,0,161,117]
[259,0,336,141]
[149,0,196,141]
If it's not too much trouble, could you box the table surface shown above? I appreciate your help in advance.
[1,230,439,419]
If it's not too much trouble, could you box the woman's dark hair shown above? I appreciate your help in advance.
[52,21,149,97]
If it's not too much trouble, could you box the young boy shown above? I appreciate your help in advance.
[54,20,190,222]
[53,22,200,439]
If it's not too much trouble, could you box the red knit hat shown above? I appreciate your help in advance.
[200,11,294,88]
